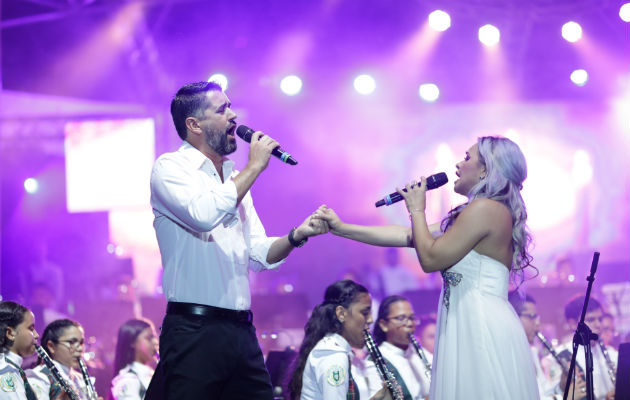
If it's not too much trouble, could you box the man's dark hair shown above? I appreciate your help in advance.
[564,295,601,321]
[170,81,223,140]
[508,290,536,316]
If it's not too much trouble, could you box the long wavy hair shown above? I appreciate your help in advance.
[113,319,153,376]
[441,136,535,285]
[287,280,369,400]
[373,295,407,346]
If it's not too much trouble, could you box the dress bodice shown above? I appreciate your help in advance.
[443,250,510,300]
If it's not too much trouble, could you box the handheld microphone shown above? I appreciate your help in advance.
[236,125,298,165]
[375,172,448,207]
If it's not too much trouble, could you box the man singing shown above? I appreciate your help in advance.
[145,81,326,399]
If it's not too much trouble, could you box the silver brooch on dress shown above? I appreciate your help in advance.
[441,270,462,310]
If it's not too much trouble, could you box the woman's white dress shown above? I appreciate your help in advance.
[429,250,539,400]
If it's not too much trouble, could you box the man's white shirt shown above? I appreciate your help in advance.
[150,141,283,310]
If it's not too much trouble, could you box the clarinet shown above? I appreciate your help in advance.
[408,333,431,378]
[35,345,81,400]
[78,358,98,400]
[535,331,586,376]
[597,339,616,385]
[363,330,404,400]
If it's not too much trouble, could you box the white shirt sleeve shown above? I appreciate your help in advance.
[150,156,238,233]
[313,352,351,400]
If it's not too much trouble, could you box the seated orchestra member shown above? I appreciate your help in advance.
[0,301,40,400]
[110,319,158,400]
[26,319,92,400]
[508,291,581,400]
[288,280,391,400]
[542,295,617,400]
[365,295,431,400]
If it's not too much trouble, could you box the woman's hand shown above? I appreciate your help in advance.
[312,205,344,234]
[396,176,428,215]
[295,212,330,240]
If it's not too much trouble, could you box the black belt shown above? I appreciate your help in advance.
[166,302,253,323]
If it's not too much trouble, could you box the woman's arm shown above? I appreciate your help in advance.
[313,205,412,247]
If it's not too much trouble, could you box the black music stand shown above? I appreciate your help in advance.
[563,252,600,400]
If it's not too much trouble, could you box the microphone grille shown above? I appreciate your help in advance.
[427,172,448,189]
[236,125,253,142]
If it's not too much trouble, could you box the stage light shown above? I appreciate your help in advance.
[620,3,630,22]
[572,149,593,188]
[280,75,302,96]
[478,24,500,46]
[24,178,39,194]
[107,243,116,254]
[570,69,588,86]
[418,83,440,102]
[354,74,376,95]
[428,10,451,32]
[561,21,582,43]
[208,73,228,91]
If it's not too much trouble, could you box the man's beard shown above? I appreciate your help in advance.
[204,125,236,155]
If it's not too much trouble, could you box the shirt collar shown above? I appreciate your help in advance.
[381,341,409,357]
[178,141,235,178]
[130,361,154,375]
[7,351,23,366]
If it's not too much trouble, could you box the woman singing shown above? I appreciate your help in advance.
[314,136,539,399]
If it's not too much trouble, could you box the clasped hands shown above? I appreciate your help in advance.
[302,176,430,237]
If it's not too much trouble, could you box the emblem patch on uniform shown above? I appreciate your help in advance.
[326,364,346,386]
[0,374,16,392]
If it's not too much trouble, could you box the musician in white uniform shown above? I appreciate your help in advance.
[0,301,40,400]
[542,296,617,400]
[365,295,431,400]
[287,280,391,400]
[26,319,90,400]
[111,319,158,400]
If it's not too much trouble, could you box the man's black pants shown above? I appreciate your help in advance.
[145,302,273,400]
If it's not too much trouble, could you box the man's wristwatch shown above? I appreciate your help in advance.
[288,227,308,248]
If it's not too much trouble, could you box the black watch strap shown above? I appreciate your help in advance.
[288,227,308,248]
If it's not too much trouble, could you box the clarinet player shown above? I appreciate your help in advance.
[365,296,431,400]
[26,319,100,400]
[288,280,392,400]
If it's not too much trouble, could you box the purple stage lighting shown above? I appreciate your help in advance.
[280,75,303,96]
[620,3,630,22]
[208,73,228,91]
[561,21,582,43]
[478,24,500,46]
[570,69,588,86]
[24,178,39,194]
[428,10,451,32]
[419,83,440,102]
[353,74,376,95]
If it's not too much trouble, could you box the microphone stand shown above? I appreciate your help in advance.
[563,252,600,400]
